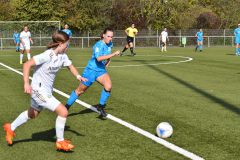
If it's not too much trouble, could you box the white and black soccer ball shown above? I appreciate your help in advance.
[156,122,173,138]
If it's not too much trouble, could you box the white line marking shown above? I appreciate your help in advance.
[0,62,203,160]
[108,55,193,68]
[0,55,193,71]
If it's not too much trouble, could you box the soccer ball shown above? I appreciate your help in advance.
[156,122,173,138]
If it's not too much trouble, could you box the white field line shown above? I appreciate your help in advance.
[0,62,204,160]
[0,55,193,71]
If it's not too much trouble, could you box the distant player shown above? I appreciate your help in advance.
[62,24,72,47]
[20,26,33,64]
[160,28,169,52]
[3,30,87,151]
[13,31,20,52]
[121,23,138,56]
[234,24,240,56]
[195,29,204,52]
[65,28,121,118]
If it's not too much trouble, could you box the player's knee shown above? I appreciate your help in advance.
[28,110,38,119]
[61,110,68,118]
[59,108,68,118]
[75,88,85,95]
[104,84,112,91]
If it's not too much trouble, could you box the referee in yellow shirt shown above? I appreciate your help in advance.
[121,24,138,56]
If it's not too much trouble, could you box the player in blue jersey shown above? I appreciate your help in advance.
[62,24,72,38]
[195,29,204,52]
[13,31,20,52]
[62,24,72,48]
[65,28,121,117]
[234,24,240,56]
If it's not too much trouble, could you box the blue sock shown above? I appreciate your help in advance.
[99,89,111,106]
[236,48,239,55]
[199,45,202,50]
[66,91,78,109]
[238,48,240,54]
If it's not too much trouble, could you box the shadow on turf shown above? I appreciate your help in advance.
[68,108,94,117]
[226,53,236,56]
[143,61,240,115]
[12,126,84,145]
[68,108,108,121]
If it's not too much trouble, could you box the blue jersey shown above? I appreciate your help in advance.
[85,40,113,72]
[196,31,203,41]
[62,29,72,37]
[13,33,20,42]
[234,28,240,43]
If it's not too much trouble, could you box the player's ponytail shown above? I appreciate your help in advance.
[47,30,69,49]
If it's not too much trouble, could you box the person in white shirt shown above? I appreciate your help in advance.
[3,30,87,151]
[19,26,33,64]
[160,28,169,52]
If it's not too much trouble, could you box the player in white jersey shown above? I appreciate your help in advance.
[3,30,87,151]
[160,28,169,52]
[20,26,33,64]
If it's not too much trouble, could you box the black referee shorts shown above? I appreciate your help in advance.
[127,36,134,44]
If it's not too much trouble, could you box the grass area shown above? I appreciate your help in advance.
[0,46,239,160]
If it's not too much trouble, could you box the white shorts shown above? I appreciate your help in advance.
[20,43,31,50]
[162,39,167,43]
[31,90,61,112]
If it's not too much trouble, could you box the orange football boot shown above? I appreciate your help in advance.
[3,123,15,145]
[56,140,74,151]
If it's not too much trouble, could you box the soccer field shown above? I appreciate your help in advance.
[0,47,239,160]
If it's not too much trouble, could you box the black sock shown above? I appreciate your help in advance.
[130,47,133,53]
[122,47,128,53]
[65,104,70,110]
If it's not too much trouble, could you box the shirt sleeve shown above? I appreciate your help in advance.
[62,54,72,67]
[33,51,51,65]
[94,45,103,58]
[20,33,23,38]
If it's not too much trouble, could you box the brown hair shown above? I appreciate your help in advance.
[47,30,69,49]
[95,28,113,41]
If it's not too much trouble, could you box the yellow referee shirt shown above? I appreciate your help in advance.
[125,27,138,38]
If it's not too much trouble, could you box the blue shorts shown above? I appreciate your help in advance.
[197,39,203,43]
[82,67,107,87]
[15,40,20,44]
[235,38,240,44]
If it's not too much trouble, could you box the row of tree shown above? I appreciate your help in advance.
[0,0,240,31]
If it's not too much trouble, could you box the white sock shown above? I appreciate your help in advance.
[161,47,163,52]
[164,46,167,51]
[20,54,24,61]
[27,53,31,60]
[11,110,29,131]
[56,116,66,142]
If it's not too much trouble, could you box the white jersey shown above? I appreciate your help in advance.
[31,49,72,94]
[161,31,168,42]
[20,31,31,45]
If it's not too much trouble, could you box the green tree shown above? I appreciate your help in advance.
[0,1,14,20]
[11,0,66,20]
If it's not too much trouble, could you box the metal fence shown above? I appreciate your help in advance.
[0,29,237,49]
